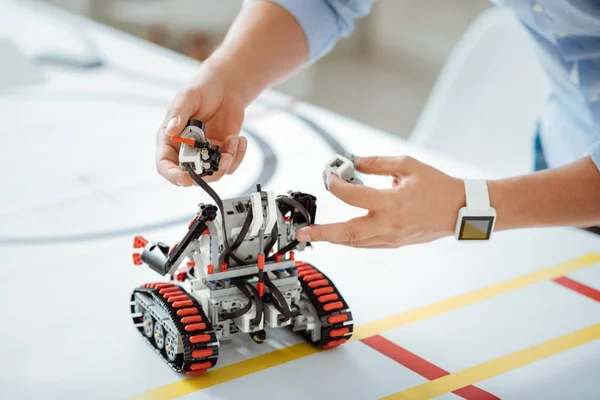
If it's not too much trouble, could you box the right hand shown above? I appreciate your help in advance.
[156,63,248,186]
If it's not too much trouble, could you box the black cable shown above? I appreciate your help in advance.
[224,207,253,265]
[267,197,311,261]
[244,281,264,327]
[185,165,247,266]
[263,275,291,323]
[220,280,253,320]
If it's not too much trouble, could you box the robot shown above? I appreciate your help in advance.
[129,120,353,375]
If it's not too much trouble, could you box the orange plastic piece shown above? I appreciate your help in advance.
[328,314,348,324]
[289,251,295,260]
[303,273,324,282]
[313,287,334,296]
[297,269,316,277]
[185,369,207,376]
[257,254,265,270]
[190,361,212,371]
[318,293,339,303]
[169,242,179,255]
[308,279,329,288]
[132,253,142,265]
[173,300,193,308]
[185,323,207,332]
[159,287,180,295]
[170,135,196,147]
[187,261,196,267]
[207,264,214,274]
[192,349,213,358]
[330,327,349,338]
[323,338,347,349]
[275,254,283,262]
[294,261,306,267]
[177,307,198,316]
[323,301,343,312]
[154,283,173,289]
[221,262,228,272]
[181,315,203,324]
[133,236,148,249]
[190,334,211,344]
[257,281,265,297]
[167,294,188,303]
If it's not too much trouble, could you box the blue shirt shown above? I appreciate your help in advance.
[258,0,600,172]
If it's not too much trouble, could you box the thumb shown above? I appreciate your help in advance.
[163,89,201,136]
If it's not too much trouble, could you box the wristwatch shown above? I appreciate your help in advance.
[455,179,496,241]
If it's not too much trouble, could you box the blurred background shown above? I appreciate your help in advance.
[41,0,491,139]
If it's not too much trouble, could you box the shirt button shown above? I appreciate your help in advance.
[589,94,599,102]
[533,3,544,13]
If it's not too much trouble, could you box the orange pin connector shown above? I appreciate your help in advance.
[221,262,228,272]
[133,236,148,249]
[170,135,196,147]
[207,264,214,274]
[289,251,295,260]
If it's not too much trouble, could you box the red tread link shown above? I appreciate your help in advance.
[192,349,213,358]
[323,301,344,312]
[190,334,211,344]
[177,307,198,316]
[328,314,348,324]
[173,300,194,308]
[190,362,212,371]
[308,279,329,288]
[313,286,334,296]
[185,323,207,332]
[323,338,347,349]
[133,236,148,248]
[318,293,339,303]
[132,253,142,265]
[167,294,188,303]
[159,287,180,295]
[330,327,350,338]
[297,269,316,277]
[185,369,207,376]
[181,315,203,324]
[303,273,324,282]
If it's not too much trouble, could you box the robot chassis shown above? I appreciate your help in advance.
[130,120,354,375]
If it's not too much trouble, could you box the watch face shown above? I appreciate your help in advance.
[459,216,494,240]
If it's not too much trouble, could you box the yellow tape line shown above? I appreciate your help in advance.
[351,252,600,341]
[383,323,600,399]
[130,253,600,400]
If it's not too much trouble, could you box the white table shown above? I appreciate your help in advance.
[0,1,599,399]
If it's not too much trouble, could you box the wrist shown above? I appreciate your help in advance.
[202,50,259,106]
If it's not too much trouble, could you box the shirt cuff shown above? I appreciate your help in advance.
[587,141,600,172]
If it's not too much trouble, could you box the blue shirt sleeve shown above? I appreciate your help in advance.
[247,0,374,64]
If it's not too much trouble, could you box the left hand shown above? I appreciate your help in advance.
[296,156,466,248]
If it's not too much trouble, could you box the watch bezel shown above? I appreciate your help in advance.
[454,207,497,241]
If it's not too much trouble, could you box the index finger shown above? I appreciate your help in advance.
[296,216,379,245]
[328,174,388,211]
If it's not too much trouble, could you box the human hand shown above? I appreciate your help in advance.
[156,63,248,186]
[296,156,466,248]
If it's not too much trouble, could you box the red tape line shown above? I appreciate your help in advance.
[553,276,600,302]
[361,335,499,400]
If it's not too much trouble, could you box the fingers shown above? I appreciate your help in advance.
[355,155,417,177]
[228,136,248,175]
[296,216,380,245]
[162,89,201,137]
[328,174,389,211]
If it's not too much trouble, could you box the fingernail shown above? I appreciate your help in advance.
[165,116,178,133]
[296,229,311,242]
[227,138,239,153]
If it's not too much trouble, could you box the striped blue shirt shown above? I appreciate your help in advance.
[257,0,600,172]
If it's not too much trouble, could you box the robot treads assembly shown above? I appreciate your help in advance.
[129,120,360,375]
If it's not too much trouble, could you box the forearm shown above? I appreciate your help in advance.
[488,156,600,230]
[204,1,308,104]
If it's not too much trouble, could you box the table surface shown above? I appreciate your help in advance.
[1,1,599,399]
